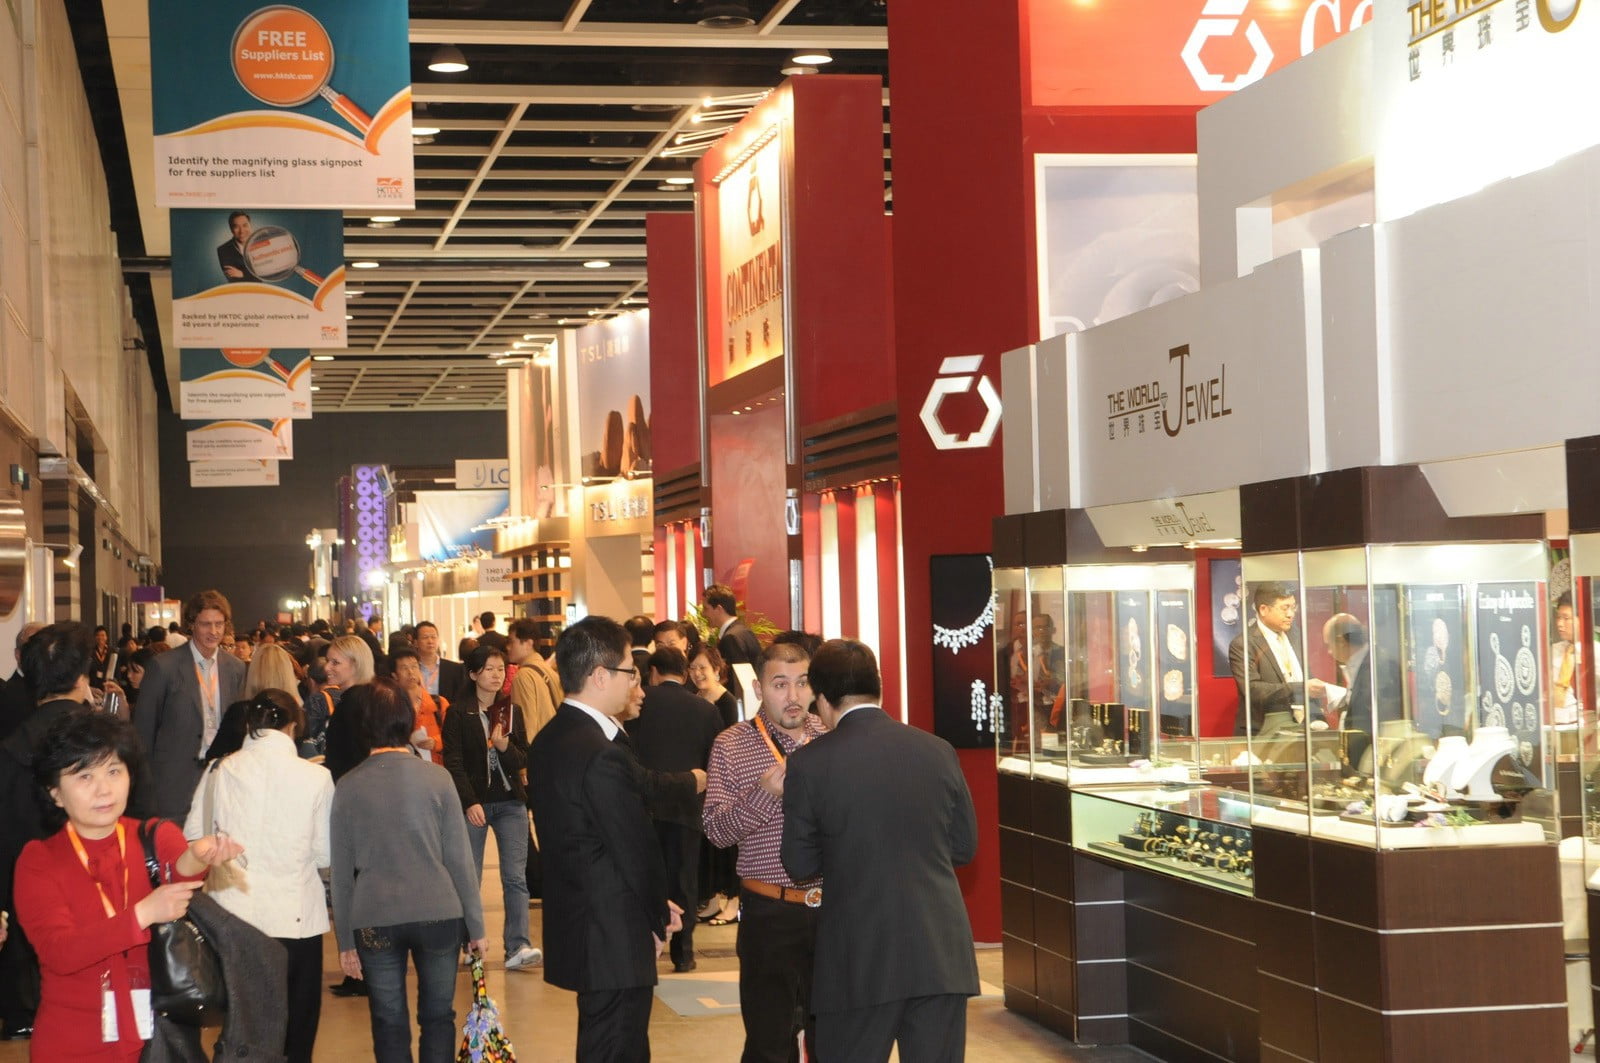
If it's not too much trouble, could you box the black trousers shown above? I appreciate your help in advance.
[814,993,968,1063]
[276,934,324,1063]
[656,821,702,966]
[576,985,653,1063]
[736,892,818,1063]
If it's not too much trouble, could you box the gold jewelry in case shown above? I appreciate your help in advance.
[1143,837,1161,853]
[1215,853,1236,871]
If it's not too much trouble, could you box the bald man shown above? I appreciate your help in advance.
[1320,613,1382,770]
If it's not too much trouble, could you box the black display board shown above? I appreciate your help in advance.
[931,553,1001,748]
[1473,581,1543,768]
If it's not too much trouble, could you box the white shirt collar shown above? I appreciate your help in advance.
[189,639,218,667]
[566,697,620,740]
[717,616,736,637]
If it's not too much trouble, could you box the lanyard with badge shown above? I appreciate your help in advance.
[753,714,807,764]
[65,823,154,1042]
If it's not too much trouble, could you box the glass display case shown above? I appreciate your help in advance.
[1070,784,1255,896]
[996,557,1215,785]
[1240,542,1557,848]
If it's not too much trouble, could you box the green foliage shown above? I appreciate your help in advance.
[684,600,781,647]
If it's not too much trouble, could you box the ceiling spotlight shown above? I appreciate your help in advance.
[790,48,833,65]
[665,176,695,185]
[312,354,335,362]
[427,44,469,73]
[351,260,380,269]
[369,215,400,223]
[697,1,755,28]
[582,259,611,269]
[410,125,441,137]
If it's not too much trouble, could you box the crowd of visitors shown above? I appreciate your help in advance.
[0,583,979,1062]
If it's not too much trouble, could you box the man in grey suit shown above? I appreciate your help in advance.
[781,639,979,1063]
[134,589,246,820]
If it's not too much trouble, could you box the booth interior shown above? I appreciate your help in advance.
[993,11,1600,1060]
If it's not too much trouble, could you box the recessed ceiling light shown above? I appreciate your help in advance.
[656,182,681,192]
[780,65,818,77]
[312,354,335,361]
[665,176,695,186]
[697,1,755,28]
[790,48,833,66]
[582,259,611,269]
[366,219,395,229]
[455,384,468,389]
[309,385,321,391]
[427,44,469,73]
[369,215,401,223]
[346,289,363,296]
[557,318,568,326]
[588,156,631,166]
[351,261,380,269]
[345,314,354,320]
[410,125,441,137]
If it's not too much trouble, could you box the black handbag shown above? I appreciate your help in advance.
[136,820,227,1027]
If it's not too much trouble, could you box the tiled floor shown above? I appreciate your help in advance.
[0,839,1153,1062]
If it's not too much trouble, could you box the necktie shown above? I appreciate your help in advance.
[1276,634,1297,682]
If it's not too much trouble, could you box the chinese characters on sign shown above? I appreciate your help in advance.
[1407,0,1575,81]
[1104,345,1232,443]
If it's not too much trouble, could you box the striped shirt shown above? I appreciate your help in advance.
[703,713,826,887]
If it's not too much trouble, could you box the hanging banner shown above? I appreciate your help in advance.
[282,350,314,418]
[575,311,653,538]
[185,418,295,461]
[189,459,282,488]
[179,348,302,419]
[411,490,508,560]
[150,0,414,208]
[171,208,346,348]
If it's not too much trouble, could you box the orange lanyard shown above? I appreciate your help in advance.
[65,822,129,918]
[753,714,807,765]
[193,661,216,715]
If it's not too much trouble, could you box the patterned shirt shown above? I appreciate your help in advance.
[703,713,826,887]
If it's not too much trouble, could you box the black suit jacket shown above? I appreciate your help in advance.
[626,680,721,828]
[1230,626,1296,735]
[442,696,529,807]
[0,671,32,742]
[134,646,246,820]
[216,240,253,282]
[527,702,667,993]
[781,706,979,1014]
[433,659,465,704]
[716,619,762,669]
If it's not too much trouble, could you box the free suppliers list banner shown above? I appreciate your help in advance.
[150,0,414,208]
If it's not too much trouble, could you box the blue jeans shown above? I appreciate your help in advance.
[466,798,532,955]
[355,918,464,1063]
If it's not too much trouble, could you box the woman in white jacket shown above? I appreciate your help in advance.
[185,688,335,1063]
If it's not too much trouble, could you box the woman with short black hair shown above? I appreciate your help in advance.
[14,712,240,1061]
[332,678,486,1063]
[184,689,333,1063]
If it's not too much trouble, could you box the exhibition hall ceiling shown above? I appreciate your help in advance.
[91,0,890,412]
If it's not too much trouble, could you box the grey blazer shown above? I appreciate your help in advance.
[134,646,246,821]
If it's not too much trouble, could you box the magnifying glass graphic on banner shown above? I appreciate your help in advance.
[243,226,326,289]
[231,5,372,136]
[220,348,292,383]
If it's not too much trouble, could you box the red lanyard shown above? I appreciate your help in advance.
[65,822,129,918]
[753,714,807,765]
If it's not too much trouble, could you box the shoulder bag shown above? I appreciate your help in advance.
[136,820,228,1027]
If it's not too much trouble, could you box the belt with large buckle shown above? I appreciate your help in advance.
[742,877,822,908]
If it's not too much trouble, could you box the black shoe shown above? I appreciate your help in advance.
[673,960,697,973]
[0,1025,32,1040]
[329,976,368,997]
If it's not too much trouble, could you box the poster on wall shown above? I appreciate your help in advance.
[412,489,508,561]
[171,208,346,348]
[930,554,999,749]
[150,0,414,208]
[705,124,786,387]
[513,360,569,519]
[1035,157,1199,341]
[1473,582,1543,769]
[179,349,298,419]
[189,459,280,488]
[575,311,652,539]
[1209,557,1243,678]
[185,418,294,461]
[1155,591,1193,735]
[1114,592,1152,714]
[1405,584,1467,739]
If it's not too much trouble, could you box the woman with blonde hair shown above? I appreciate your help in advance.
[204,642,305,761]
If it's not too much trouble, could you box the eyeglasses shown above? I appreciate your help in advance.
[604,665,640,686]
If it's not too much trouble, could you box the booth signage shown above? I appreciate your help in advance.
[478,559,514,594]
[150,0,413,208]
[185,418,294,461]
[1027,0,1370,108]
[1404,0,1581,81]
[576,312,653,539]
[706,126,787,387]
[455,459,510,490]
[1083,489,1243,548]
[170,208,346,348]
[189,459,281,488]
[921,356,1002,451]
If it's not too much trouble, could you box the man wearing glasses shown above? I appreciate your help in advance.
[1229,582,1328,737]
[527,616,682,1061]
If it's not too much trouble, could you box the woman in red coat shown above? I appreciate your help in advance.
[14,711,243,1062]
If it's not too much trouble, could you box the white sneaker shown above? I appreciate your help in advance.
[505,946,543,971]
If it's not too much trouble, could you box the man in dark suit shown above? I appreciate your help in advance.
[1319,613,1403,773]
[0,623,45,742]
[705,583,762,668]
[624,615,656,686]
[412,620,464,702]
[627,647,722,972]
[1229,581,1327,736]
[781,640,979,1063]
[134,589,246,820]
[216,211,255,282]
[527,616,681,1062]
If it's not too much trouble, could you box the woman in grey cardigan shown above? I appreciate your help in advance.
[331,678,487,1063]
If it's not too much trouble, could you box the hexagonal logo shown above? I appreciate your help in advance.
[920,355,1001,451]
[1182,0,1275,93]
